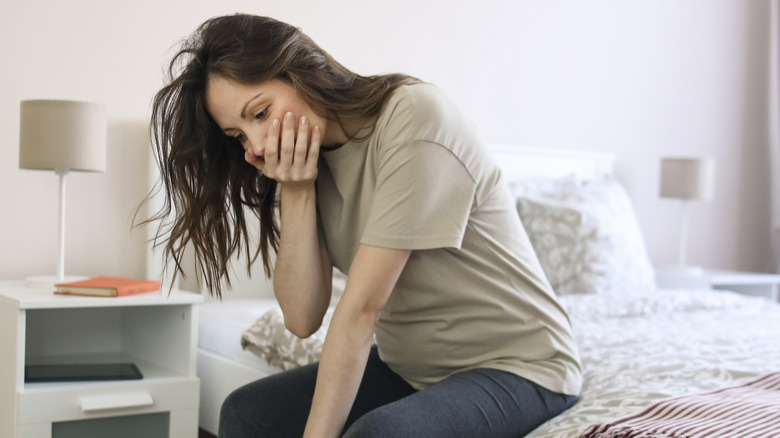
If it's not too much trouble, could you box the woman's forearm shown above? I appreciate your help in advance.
[273,183,331,337]
[303,244,411,438]
[303,304,376,438]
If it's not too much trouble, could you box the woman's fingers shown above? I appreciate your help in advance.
[263,118,280,174]
[279,112,295,168]
[256,111,319,184]
[307,125,321,174]
[294,116,309,167]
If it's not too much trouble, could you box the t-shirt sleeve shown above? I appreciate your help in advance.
[360,140,477,250]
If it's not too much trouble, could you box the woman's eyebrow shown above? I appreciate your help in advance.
[241,93,263,118]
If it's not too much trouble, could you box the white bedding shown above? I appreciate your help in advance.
[198,298,280,373]
[527,289,780,437]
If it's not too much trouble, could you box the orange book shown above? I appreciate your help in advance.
[54,276,162,297]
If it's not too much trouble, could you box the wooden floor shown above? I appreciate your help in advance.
[199,428,217,438]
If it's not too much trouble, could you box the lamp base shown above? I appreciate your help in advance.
[26,275,90,289]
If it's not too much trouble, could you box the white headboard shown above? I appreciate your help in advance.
[146,145,616,298]
[490,144,615,182]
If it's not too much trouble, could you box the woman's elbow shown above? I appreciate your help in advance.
[284,315,323,339]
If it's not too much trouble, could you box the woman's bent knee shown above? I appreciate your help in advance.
[219,365,318,438]
[343,408,410,438]
[219,384,268,438]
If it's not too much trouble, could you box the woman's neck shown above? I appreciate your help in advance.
[323,116,369,149]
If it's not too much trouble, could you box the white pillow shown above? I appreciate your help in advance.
[515,176,655,295]
[509,177,578,200]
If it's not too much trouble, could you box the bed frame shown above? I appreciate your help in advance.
[146,144,616,435]
[197,349,271,433]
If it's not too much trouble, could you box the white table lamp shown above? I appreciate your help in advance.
[659,157,715,273]
[19,100,106,287]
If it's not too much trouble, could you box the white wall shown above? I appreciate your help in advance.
[0,0,774,287]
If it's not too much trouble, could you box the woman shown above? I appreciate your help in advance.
[150,13,581,438]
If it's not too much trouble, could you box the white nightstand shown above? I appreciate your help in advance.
[0,281,203,438]
[655,268,780,301]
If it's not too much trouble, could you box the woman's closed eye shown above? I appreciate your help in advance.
[233,132,247,144]
[254,107,269,120]
[225,107,269,144]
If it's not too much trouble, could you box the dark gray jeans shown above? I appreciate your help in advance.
[219,346,577,438]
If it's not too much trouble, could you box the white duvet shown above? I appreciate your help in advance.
[527,289,780,437]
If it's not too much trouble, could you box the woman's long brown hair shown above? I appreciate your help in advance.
[141,14,419,298]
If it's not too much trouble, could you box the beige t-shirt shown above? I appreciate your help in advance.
[317,83,581,395]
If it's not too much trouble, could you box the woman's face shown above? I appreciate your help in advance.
[205,77,337,160]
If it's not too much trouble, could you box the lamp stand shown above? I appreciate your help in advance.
[679,199,689,268]
[672,199,702,275]
[57,169,67,281]
[26,170,88,288]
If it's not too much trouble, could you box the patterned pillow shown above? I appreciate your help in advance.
[515,177,655,295]
[241,307,333,370]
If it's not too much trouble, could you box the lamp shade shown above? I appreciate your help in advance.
[659,157,715,201]
[19,100,106,172]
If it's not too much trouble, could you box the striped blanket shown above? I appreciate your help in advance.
[579,372,780,438]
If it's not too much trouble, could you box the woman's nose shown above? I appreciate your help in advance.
[245,134,265,157]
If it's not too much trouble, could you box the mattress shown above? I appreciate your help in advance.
[198,298,281,375]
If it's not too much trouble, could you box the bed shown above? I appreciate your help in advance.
[152,145,780,437]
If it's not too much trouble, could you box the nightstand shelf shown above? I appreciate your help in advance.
[0,281,203,438]
[655,268,780,301]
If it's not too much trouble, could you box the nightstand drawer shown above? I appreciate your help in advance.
[18,378,198,424]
